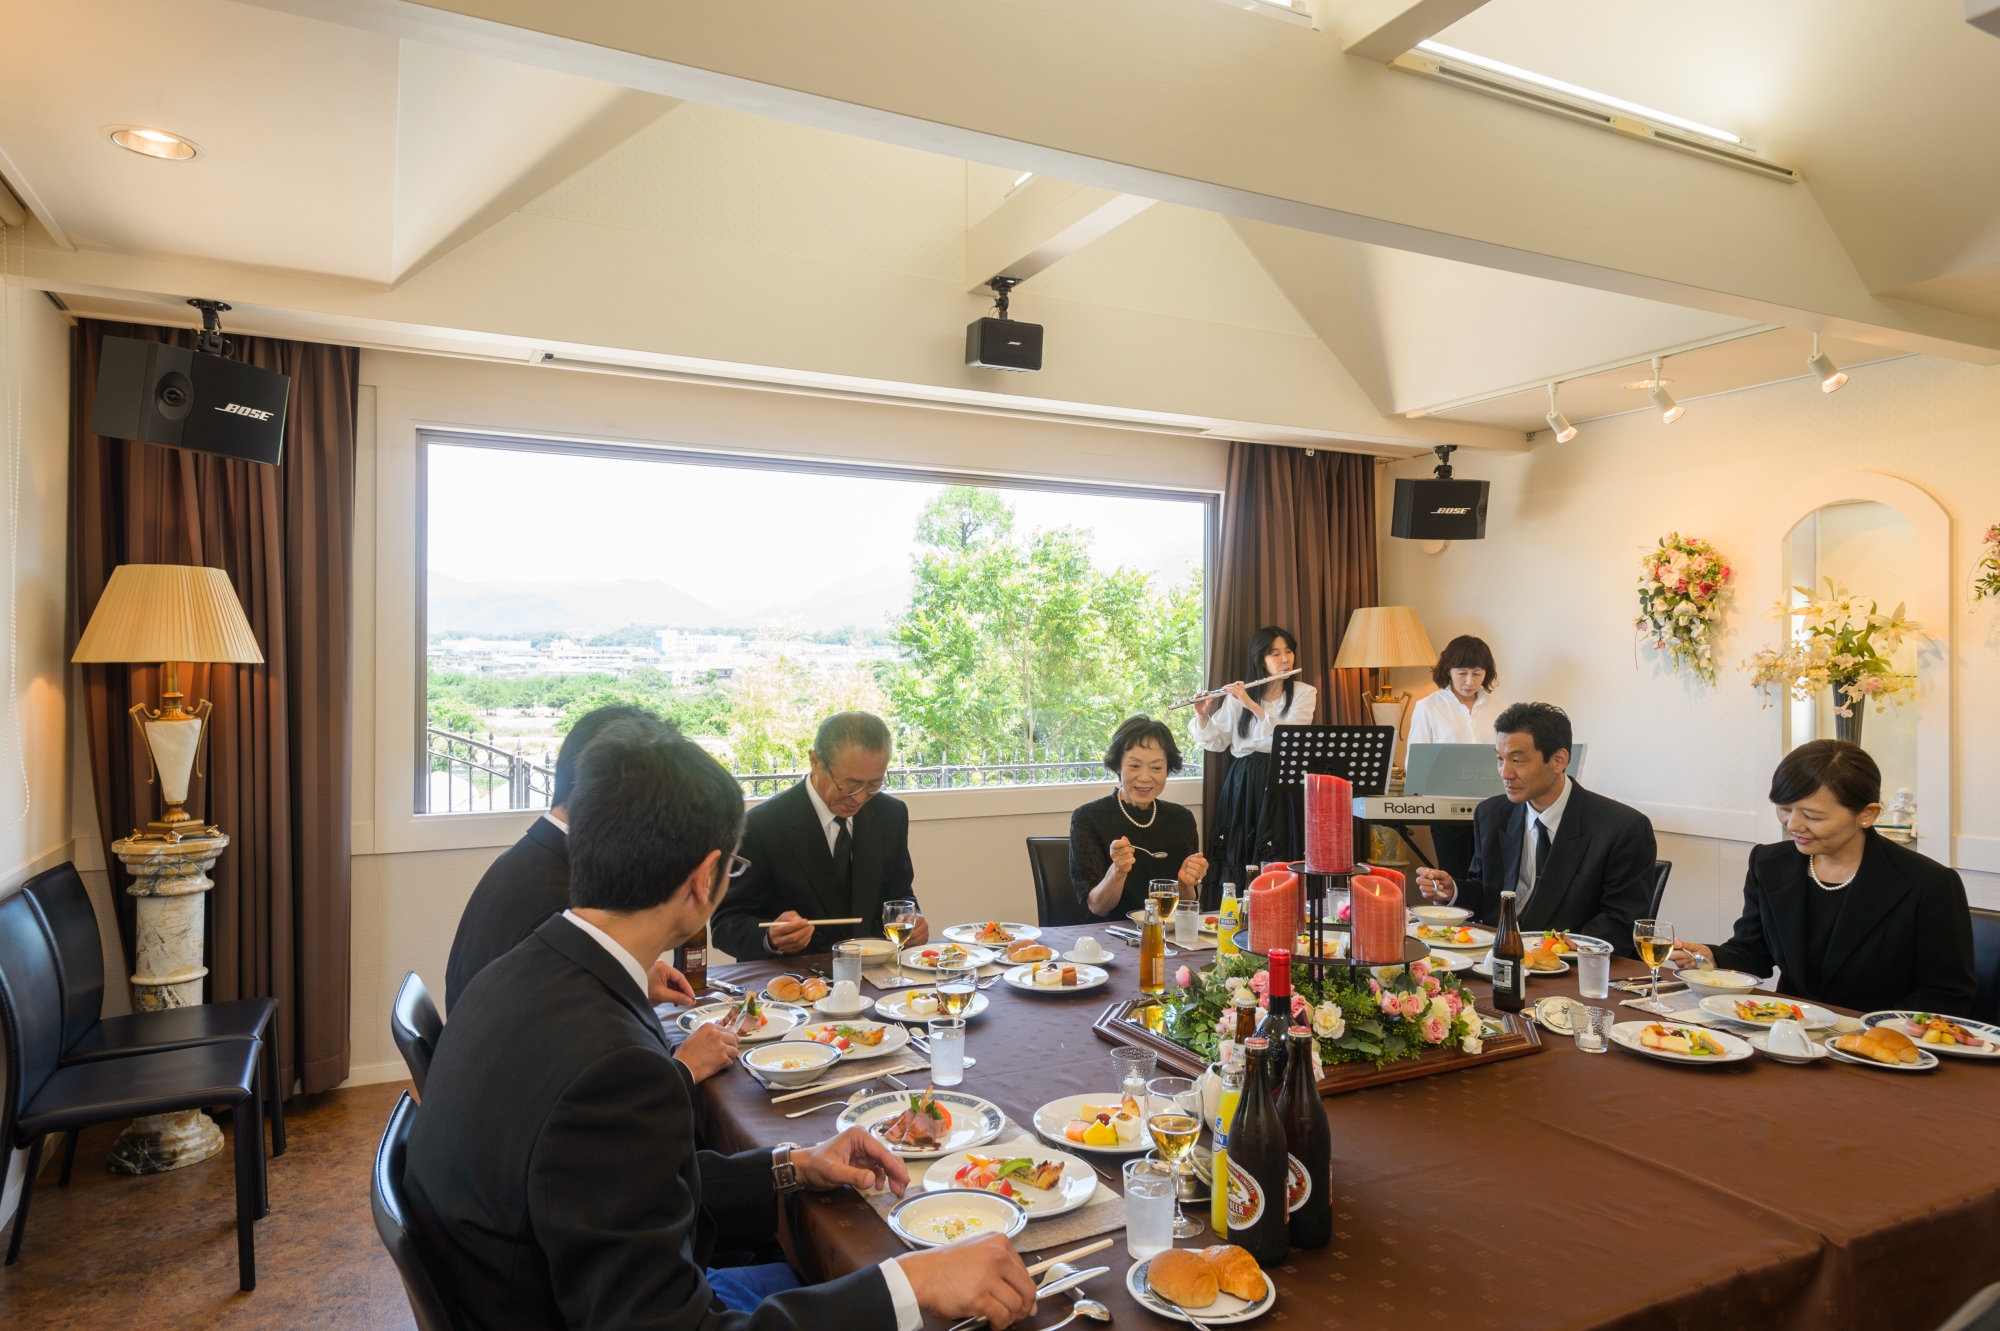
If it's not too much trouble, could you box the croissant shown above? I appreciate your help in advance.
[1006,942,1054,963]
[1833,1031,1922,1066]
[1198,1244,1265,1301]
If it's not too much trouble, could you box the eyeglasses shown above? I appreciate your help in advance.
[727,854,751,879]
[829,775,887,799]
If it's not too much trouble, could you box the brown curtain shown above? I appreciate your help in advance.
[70,320,357,1096]
[1203,442,1379,837]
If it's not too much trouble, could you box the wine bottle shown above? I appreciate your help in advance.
[1223,1037,1291,1266]
[1254,948,1293,1091]
[1138,897,1167,995]
[1216,882,1241,958]
[1491,889,1526,1014]
[1277,1026,1332,1248]
[675,922,709,995]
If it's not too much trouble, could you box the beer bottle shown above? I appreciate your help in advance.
[674,921,709,996]
[1138,897,1167,995]
[1491,889,1526,1013]
[1232,990,1258,1048]
[1254,948,1293,1091]
[1224,1037,1291,1266]
[1277,1026,1332,1248]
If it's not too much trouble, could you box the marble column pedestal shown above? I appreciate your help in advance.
[105,833,230,1175]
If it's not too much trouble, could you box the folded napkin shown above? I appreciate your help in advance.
[862,1131,1127,1252]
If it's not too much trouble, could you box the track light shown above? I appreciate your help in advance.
[1544,383,1577,443]
[1807,334,1847,393]
[1649,357,1685,424]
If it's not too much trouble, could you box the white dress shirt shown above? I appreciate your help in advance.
[1515,776,1573,910]
[1188,682,1319,758]
[542,810,570,834]
[1405,687,1502,747]
[802,775,849,855]
[559,910,921,1330]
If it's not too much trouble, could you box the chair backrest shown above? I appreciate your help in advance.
[372,1091,464,1331]
[0,891,67,1132]
[1970,908,2000,1025]
[21,863,105,1056]
[1027,837,1095,928]
[1649,860,1673,919]
[392,971,444,1096]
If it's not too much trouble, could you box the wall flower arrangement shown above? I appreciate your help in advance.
[1742,580,1922,721]
[1974,524,2000,603]
[1636,534,1732,684]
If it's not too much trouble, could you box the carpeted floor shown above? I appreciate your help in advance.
[0,1079,417,1331]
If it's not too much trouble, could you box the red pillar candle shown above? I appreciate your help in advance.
[1247,868,1300,956]
[1351,873,1405,964]
[1303,773,1354,874]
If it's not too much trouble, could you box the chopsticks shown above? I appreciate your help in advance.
[759,917,864,928]
[767,1061,927,1103]
[1025,1239,1115,1278]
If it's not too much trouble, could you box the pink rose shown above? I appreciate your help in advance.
[1444,990,1463,1018]
[1421,1015,1449,1043]
[1175,965,1192,990]
[1257,996,1269,1011]
[1422,974,1441,995]
[1405,992,1429,1019]
[1215,1014,1236,1037]
[1335,901,1352,922]
[1367,978,1383,996]
[1291,994,1309,1017]
[1248,969,1271,996]
[1409,959,1431,983]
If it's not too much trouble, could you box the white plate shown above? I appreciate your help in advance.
[1001,962,1109,994]
[838,1089,1006,1159]
[1126,1256,1277,1325]
[813,994,874,1017]
[993,943,1064,966]
[921,1145,1101,1218]
[1410,905,1472,927]
[1698,995,1839,1031]
[942,922,1042,946]
[1608,1020,1754,1065]
[885,1189,1027,1248]
[1472,954,1570,978]
[1529,932,1612,958]
[1031,1093,1151,1155]
[1672,967,1762,998]
[760,978,831,1006]
[1745,1031,1829,1065]
[1423,951,1473,973]
[898,944,998,972]
[1821,1034,1941,1072]
[1063,947,1119,966]
[779,1019,911,1061]
[1860,1010,2000,1058]
[1409,924,1495,951]
[676,1000,808,1043]
[873,989,992,1023]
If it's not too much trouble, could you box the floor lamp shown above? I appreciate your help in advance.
[71,564,263,1172]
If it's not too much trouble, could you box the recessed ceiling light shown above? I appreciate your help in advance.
[106,126,201,161]
[1415,41,1742,144]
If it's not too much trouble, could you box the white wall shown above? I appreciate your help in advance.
[345,351,1224,1085]
[1378,353,2000,945]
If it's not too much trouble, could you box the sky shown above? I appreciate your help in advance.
[426,443,1209,619]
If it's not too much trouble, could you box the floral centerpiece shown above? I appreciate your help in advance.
[1742,580,1921,739]
[1635,533,1732,684]
[1974,524,2000,602]
[1163,952,1487,1077]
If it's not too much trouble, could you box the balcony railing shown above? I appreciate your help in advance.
[425,728,558,813]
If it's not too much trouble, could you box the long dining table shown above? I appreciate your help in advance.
[696,923,2000,1331]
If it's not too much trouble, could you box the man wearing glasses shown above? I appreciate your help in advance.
[712,711,929,959]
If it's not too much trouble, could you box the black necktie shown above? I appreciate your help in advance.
[1533,820,1553,888]
[833,817,854,891]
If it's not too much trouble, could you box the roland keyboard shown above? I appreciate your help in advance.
[1354,795,1480,822]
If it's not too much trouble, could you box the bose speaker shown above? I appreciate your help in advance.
[91,335,290,466]
[1392,478,1490,540]
[965,317,1043,372]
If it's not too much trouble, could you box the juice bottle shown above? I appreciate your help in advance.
[1210,1060,1243,1237]
[1138,897,1167,995]
[1216,882,1240,957]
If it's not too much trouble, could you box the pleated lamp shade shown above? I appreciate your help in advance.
[1332,606,1436,671]
[73,565,264,665]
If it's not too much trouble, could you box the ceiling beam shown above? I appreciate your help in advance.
[1338,0,1492,63]
[231,0,2000,363]
[964,177,1153,293]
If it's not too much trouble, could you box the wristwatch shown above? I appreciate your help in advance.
[771,1142,803,1193]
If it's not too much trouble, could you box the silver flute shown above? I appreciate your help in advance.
[1165,667,1301,711]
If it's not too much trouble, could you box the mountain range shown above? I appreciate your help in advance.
[427,567,913,636]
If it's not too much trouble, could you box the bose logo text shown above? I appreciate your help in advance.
[1429,506,1472,515]
[217,403,275,421]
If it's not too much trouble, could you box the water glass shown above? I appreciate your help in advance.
[1123,1158,1176,1261]
[1112,1046,1157,1102]
[1577,949,1611,1000]
[927,1016,966,1086]
[1574,1005,1614,1054]
[831,940,865,988]
[1174,888,1201,947]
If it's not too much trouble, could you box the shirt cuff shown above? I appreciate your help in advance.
[878,1257,923,1331]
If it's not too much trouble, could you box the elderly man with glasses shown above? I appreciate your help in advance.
[712,711,928,960]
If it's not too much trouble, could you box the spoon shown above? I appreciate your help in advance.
[1067,1296,1112,1322]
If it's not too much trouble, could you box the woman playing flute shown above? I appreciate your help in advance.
[1188,625,1317,906]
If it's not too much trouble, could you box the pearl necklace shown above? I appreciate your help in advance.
[1116,792,1158,829]
[1808,855,1858,890]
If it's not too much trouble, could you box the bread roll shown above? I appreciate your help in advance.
[1147,1249,1219,1309]
[1199,1244,1265,1300]
[767,975,806,1003]
[800,977,830,1002]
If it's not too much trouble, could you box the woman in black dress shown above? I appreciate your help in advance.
[1070,715,1207,920]
[1674,740,1977,1014]
[1188,626,1317,906]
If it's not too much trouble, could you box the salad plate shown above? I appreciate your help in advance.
[1609,1020,1754,1065]
[1423,951,1474,973]
[1472,953,1569,978]
[898,943,997,972]
[675,1000,808,1043]
[837,1089,1006,1159]
[1409,923,1495,951]
[922,1144,1099,1218]
[778,1019,911,1060]
[1698,995,1838,1031]
[1860,1010,2000,1059]
[942,922,1041,946]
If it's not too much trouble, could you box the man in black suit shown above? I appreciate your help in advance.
[406,719,1039,1330]
[1414,702,1657,955]
[711,712,929,960]
[442,705,737,1080]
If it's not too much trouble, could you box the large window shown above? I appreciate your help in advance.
[418,435,1210,813]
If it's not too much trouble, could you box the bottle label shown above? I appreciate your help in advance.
[1285,1155,1310,1213]
[1224,1158,1264,1230]
[1491,958,1518,991]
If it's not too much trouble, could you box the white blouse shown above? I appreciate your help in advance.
[1405,687,1502,747]
[1188,682,1318,758]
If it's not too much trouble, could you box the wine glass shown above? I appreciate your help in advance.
[1145,1075,1205,1238]
[1633,918,1675,1014]
[935,960,975,1017]
[883,899,919,984]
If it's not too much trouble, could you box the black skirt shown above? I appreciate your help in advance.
[1202,751,1299,908]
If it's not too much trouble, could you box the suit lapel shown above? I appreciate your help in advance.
[1820,835,1909,979]
[1762,851,1816,984]
[525,815,569,865]
[1523,786,1591,932]
[849,798,888,921]
[778,782,848,920]
[535,915,672,1053]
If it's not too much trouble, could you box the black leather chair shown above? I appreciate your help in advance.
[392,972,443,1096]
[373,1091,464,1331]
[1027,837,1095,928]
[0,891,266,1290]
[1970,908,2000,1025]
[21,863,285,1173]
[1649,860,1673,918]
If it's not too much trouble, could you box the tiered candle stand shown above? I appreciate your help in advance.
[1231,864,1429,973]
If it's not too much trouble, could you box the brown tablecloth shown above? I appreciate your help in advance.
[697,925,2000,1330]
